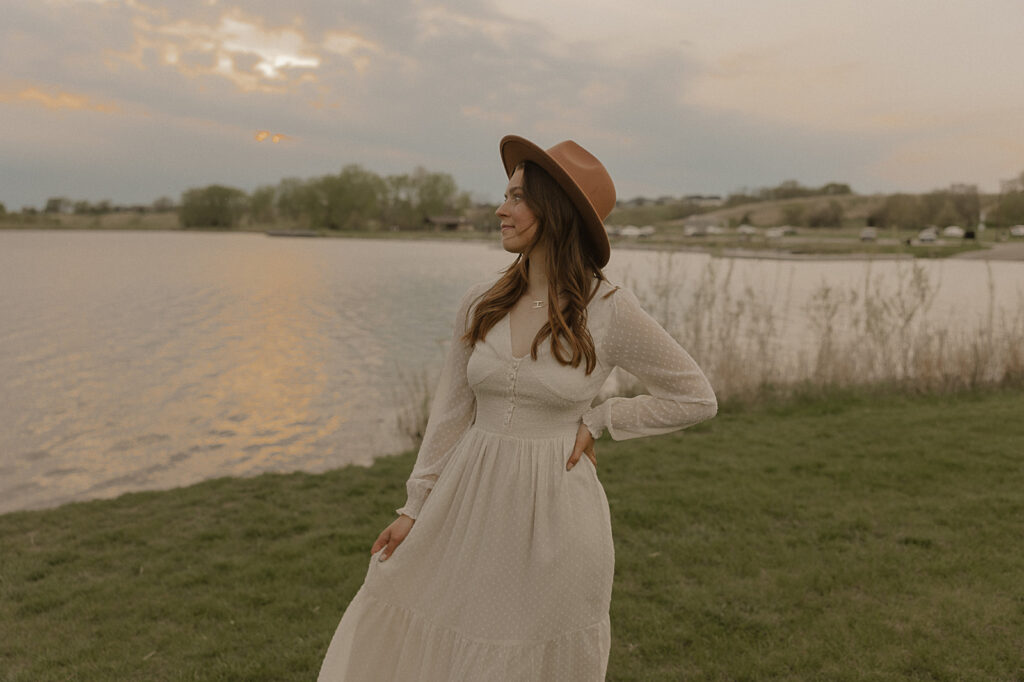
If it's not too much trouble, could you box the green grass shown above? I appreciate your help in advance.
[2,389,1022,680]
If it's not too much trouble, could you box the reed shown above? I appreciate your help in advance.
[393,257,1022,443]
[623,255,1024,404]
[391,365,434,446]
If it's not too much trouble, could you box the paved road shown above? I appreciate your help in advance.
[953,242,1024,261]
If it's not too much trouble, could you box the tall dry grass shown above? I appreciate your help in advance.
[623,254,1024,403]
[395,257,1023,442]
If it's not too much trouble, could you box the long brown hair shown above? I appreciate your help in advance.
[461,160,618,374]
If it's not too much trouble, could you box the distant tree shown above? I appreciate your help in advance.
[726,180,852,206]
[44,197,71,214]
[384,173,418,227]
[919,189,978,228]
[665,199,701,221]
[772,180,805,200]
[820,182,852,195]
[304,165,387,230]
[933,199,963,228]
[869,194,923,230]
[991,191,1024,226]
[152,197,175,212]
[248,185,276,224]
[413,167,459,218]
[275,177,311,222]
[0,201,6,217]
[73,200,93,215]
[781,203,805,226]
[179,185,248,228]
[806,200,845,228]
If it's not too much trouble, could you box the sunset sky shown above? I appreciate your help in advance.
[2,0,1023,209]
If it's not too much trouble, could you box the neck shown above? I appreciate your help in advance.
[525,248,549,299]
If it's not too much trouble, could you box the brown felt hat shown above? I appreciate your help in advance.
[499,135,616,268]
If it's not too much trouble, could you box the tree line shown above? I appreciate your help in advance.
[726,180,853,207]
[179,165,470,230]
[866,177,1024,230]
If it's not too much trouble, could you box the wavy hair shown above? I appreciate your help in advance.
[461,160,618,374]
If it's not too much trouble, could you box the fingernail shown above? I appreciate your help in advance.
[566,463,573,471]
[378,552,387,562]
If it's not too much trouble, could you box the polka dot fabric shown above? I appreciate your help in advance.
[318,278,717,681]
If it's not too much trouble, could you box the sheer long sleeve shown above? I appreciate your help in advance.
[395,282,486,519]
[581,286,717,441]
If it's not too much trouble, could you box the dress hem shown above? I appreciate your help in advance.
[359,588,609,648]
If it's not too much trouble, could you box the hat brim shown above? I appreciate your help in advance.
[499,135,610,268]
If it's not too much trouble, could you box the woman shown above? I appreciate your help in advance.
[318,135,718,680]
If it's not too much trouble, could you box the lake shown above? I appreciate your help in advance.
[1,230,1020,513]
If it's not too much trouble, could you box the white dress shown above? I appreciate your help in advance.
[318,277,717,681]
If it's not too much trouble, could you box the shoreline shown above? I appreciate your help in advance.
[5,223,1022,261]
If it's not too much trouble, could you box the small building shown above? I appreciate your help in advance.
[684,194,725,208]
[425,215,472,231]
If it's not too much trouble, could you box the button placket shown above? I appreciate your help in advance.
[503,358,522,427]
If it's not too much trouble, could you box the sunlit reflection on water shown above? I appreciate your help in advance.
[0,231,506,513]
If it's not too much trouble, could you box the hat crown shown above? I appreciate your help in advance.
[542,140,616,220]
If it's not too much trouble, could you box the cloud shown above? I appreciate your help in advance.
[0,84,122,113]
[4,0,1024,208]
[105,9,323,93]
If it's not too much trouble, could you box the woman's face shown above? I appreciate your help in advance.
[496,166,539,254]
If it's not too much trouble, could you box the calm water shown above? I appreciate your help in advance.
[1,230,1020,513]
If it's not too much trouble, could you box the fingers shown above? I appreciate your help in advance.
[371,528,389,556]
[379,535,400,562]
[568,421,598,471]
[567,447,597,471]
[566,449,582,470]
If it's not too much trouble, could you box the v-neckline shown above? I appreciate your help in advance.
[505,311,538,362]
[504,280,607,361]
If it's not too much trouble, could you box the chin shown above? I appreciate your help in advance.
[501,238,523,253]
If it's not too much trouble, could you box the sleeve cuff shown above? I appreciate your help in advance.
[581,404,608,441]
[394,505,419,520]
[396,482,432,520]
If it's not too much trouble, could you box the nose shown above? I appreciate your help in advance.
[495,198,509,218]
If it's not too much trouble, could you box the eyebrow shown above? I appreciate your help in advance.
[504,185,524,195]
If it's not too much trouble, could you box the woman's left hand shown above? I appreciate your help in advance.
[567,422,597,471]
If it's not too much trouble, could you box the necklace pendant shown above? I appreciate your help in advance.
[532,300,545,309]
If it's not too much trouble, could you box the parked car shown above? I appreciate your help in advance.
[765,227,785,239]
[736,224,758,236]
[618,225,656,238]
[859,227,877,242]
[918,227,938,243]
[942,225,965,238]
[1010,225,1024,238]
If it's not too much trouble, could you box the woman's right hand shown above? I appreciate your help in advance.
[371,514,415,562]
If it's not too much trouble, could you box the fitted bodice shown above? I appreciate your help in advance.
[395,276,718,521]
[467,312,614,438]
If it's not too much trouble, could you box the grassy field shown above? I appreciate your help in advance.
[2,388,1021,681]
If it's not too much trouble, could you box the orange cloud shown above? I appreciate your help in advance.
[0,85,120,113]
[254,130,291,143]
[106,10,323,94]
